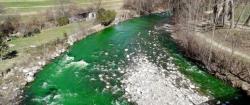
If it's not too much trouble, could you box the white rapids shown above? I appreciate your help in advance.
[121,55,209,105]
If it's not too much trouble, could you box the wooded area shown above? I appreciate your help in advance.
[123,0,250,94]
[169,0,250,94]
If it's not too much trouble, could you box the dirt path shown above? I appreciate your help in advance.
[195,31,250,61]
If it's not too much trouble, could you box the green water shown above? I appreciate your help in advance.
[23,13,248,105]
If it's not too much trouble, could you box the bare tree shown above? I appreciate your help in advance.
[55,0,70,17]
[213,0,235,28]
[93,0,102,11]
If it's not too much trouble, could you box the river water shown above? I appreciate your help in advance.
[22,13,249,105]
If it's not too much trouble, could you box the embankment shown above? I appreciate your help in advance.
[0,9,138,104]
[171,25,250,95]
[0,23,104,104]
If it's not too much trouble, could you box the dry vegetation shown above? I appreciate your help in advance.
[170,0,250,94]
[122,0,250,94]
[123,0,170,15]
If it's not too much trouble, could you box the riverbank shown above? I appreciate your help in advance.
[0,11,137,105]
[21,13,217,105]
[169,23,250,96]
[121,55,209,105]
[0,9,139,104]
[0,23,103,104]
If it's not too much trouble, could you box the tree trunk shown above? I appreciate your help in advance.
[229,0,235,28]
[244,15,250,26]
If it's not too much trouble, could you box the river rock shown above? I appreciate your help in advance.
[122,55,209,105]
[26,76,34,83]
[2,87,8,90]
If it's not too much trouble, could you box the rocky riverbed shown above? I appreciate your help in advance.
[121,55,210,105]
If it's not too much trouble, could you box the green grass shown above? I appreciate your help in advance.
[4,1,123,14]
[0,0,49,2]
[1,0,123,14]
[9,21,92,51]
[0,0,123,71]
[0,21,93,71]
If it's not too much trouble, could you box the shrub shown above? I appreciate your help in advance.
[23,31,33,37]
[33,28,41,34]
[0,16,20,36]
[96,8,116,26]
[4,50,17,60]
[23,27,40,37]
[0,32,9,60]
[63,32,68,38]
[57,16,69,26]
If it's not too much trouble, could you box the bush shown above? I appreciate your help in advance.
[0,32,9,60]
[96,8,116,26]
[0,16,20,35]
[4,50,17,60]
[57,16,69,26]
[23,31,33,37]
[23,27,41,37]
[33,28,41,34]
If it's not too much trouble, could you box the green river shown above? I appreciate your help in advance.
[22,13,249,105]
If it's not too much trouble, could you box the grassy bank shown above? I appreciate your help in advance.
[0,21,93,72]
[0,0,124,73]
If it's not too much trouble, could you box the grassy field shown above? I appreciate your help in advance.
[1,0,123,15]
[0,0,124,72]
[0,20,93,71]
[9,21,92,51]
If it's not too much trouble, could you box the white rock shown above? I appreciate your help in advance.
[190,84,196,89]
[22,69,29,73]
[121,55,209,105]
[26,76,34,82]
[216,101,221,104]
[2,86,8,90]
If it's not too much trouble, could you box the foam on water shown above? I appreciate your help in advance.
[62,55,75,63]
[65,60,89,69]
[31,94,62,105]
